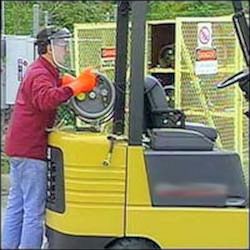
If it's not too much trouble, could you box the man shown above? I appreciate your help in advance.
[2,27,97,249]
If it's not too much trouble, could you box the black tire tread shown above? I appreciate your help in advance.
[106,237,160,249]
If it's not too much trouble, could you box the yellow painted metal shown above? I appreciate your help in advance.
[175,16,248,182]
[126,146,249,249]
[175,19,182,108]
[147,19,176,25]
[148,67,175,74]
[126,147,151,206]
[46,134,249,248]
[46,129,127,236]
[126,206,249,249]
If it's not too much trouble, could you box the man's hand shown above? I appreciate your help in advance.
[65,68,98,96]
[61,73,76,86]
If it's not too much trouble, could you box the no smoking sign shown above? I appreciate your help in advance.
[197,23,212,48]
[195,23,217,75]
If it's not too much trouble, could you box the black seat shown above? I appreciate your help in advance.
[185,122,217,142]
[144,75,218,151]
[144,75,186,130]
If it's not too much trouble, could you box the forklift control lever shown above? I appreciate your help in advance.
[102,134,127,167]
[216,68,249,89]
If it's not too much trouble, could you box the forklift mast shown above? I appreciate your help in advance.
[112,1,130,135]
[128,1,147,145]
[112,1,147,145]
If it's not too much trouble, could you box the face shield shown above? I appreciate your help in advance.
[49,28,75,72]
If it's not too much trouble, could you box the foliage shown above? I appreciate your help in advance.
[55,104,75,126]
[148,1,249,20]
[4,1,249,35]
[4,1,115,35]
[1,153,10,174]
[4,1,34,35]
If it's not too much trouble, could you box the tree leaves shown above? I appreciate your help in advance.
[4,1,115,35]
[147,1,235,20]
[4,1,249,35]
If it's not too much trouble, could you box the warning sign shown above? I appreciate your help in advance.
[196,48,217,61]
[17,57,29,82]
[195,48,218,75]
[101,48,116,58]
[197,23,212,48]
[101,48,116,69]
[195,23,217,75]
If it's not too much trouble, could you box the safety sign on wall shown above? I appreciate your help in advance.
[195,23,218,75]
[197,23,212,48]
[17,57,29,82]
[101,47,116,69]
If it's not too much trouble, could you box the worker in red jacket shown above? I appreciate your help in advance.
[2,27,97,249]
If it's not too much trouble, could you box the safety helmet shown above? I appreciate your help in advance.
[35,27,71,45]
[35,27,74,71]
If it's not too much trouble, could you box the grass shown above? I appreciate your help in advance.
[1,153,10,174]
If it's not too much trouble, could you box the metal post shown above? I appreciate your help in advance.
[44,11,49,27]
[1,0,4,34]
[112,1,130,135]
[113,5,117,22]
[128,1,147,145]
[1,1,6,109]
[33,4,40,37]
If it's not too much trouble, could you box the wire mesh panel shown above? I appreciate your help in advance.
[242,100,249,182]
[175,16,248,182]
[74,23,117,81]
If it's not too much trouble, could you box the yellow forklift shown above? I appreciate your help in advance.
[46,1,249,249]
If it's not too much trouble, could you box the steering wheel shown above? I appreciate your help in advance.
[217,68,249,89]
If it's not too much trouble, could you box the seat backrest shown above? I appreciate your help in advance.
[144,75,185,130]
[144,75,169,131]
[144,75,169,112]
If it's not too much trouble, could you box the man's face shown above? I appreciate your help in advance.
[54,42,68,64]
[50,37,73,70]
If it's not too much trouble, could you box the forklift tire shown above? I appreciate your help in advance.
[106,237,160,249]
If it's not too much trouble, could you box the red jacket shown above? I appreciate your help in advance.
[5,56,73,160]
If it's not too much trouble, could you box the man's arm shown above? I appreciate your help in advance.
[31,74,73,112]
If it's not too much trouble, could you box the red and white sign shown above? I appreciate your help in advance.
[101,47,116,69]
[196,48,217,61]
[195,23,217,75]
[101,48,116,58]
[195,48,218,75]
[197,23,212,48]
